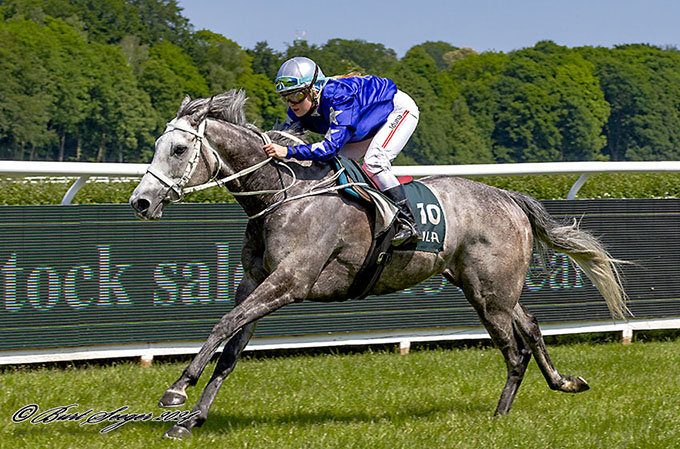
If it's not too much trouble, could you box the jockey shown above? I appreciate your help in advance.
[263,56,421,246]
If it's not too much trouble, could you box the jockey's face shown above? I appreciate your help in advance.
[288,92,313,117]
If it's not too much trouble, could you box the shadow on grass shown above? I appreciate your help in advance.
[6,398,492,441]
[149,399,493,436]
[8,422,119,438]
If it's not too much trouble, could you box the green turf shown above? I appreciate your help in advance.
[2,339,679,448]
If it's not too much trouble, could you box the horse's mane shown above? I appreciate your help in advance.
[175,89,308,146]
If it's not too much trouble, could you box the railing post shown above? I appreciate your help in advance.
[622,326,634,345]
[399,340,411,355]
[140,352,154,368]
[567,173,590,200]
[61,176,90,205]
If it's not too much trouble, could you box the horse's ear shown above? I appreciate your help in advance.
[176,95,191,117]
[188,96,214,126]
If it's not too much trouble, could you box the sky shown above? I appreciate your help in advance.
[176,0,679,57]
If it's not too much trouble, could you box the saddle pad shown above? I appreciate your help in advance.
[402,180,446,253]
[333,156,371,199]
[332,156,446,253]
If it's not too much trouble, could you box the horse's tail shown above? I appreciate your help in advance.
[507,190,630,319]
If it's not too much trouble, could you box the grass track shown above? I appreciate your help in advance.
[2,339,679,448]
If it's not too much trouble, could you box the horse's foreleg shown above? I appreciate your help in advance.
[159,277,259,409]
[178,274,295,382]
[162,322,256,439]
[159,263,318,439]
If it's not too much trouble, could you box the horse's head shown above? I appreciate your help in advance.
[130,90,309,220]
[130,95,223,220]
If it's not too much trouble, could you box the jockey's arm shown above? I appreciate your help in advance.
[284,97,358,161]
[283,125,351,160]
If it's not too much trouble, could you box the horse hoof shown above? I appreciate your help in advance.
[574,376,590,392]
[162,425,192,440]
[562,375,590,393]
[159,389,187,408]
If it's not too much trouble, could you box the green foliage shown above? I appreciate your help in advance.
[249,41,283,79]
[448,51,509,138]
[3,173,680,206]
[2,2,680,167]
[321,38,399,75]
[189,30,250,94]
[240,73,288,129]
[474,173,680,200]
[0,18,57,159]
[0,178,236,205]
[579,44,680,161]
[577,173,680,199]
[453,41,609,163]
[149,41,210,99]
[416,40,459,70]
[392,47,492,165]
[0,0,192,46]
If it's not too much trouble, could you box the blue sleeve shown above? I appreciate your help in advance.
[286,96,359,161]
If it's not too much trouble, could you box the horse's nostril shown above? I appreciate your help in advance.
[133,198,151,214]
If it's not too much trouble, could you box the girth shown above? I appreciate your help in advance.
[331,157,399,300]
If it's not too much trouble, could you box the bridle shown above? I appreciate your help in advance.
[146,116,366,220]
[145,117,298,203]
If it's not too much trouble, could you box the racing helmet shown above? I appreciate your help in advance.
[275,57,326,94]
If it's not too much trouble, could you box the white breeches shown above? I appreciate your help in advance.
[339,90,419,191]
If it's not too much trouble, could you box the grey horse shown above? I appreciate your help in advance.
[129,90,627,439]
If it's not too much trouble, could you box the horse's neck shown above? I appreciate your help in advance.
[210,122,291,214]
[208,120,336,218]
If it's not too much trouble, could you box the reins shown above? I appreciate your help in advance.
[146,117,368,220]
[247,168,368,220]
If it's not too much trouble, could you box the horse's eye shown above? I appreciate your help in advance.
[173,145,188,157]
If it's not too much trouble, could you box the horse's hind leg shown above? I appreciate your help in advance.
[495,323,533,415]
[444,270,532,416]
[480,310,533,416]
[513,303,590,393]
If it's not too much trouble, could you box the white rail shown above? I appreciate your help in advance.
[393,161,680,200]
[1,318,679,365]
[1,159,680,364]
[3,160,680,204]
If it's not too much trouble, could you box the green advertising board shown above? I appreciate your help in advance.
[1,200,679,352]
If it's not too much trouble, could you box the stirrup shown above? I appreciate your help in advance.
[391,222,420,246]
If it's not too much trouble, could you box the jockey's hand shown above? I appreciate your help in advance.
[264,143,288,159]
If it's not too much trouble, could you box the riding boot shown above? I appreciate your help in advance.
[383,185,421,246]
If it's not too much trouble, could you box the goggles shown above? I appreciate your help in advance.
[275,76,307,92]
[275,66,320,93]
[280,90,308,105]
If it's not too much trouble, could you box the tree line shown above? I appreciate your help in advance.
[2,0,680,164]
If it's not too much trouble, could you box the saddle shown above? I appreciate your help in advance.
[331,156,446,299]
[332,156,400,233]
